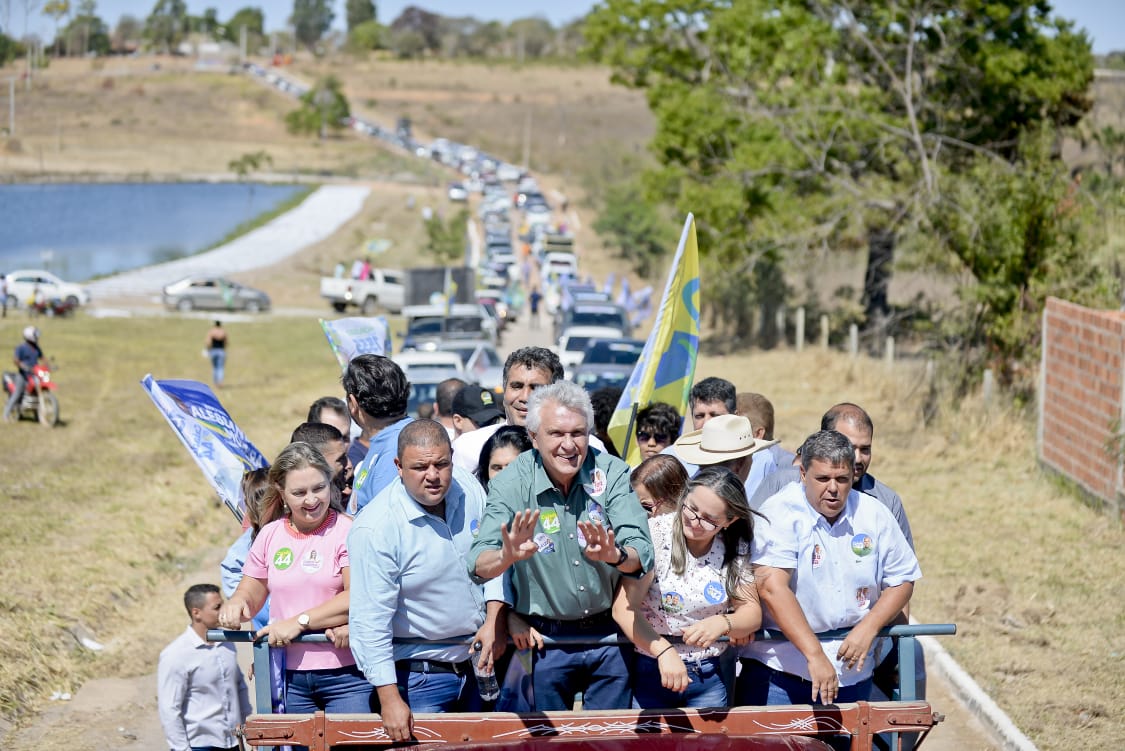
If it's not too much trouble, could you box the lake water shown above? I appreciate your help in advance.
[0,182,307,282]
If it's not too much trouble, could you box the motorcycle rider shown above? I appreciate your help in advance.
[4,326,43,422]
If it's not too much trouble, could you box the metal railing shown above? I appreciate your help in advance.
[208,623,956,715]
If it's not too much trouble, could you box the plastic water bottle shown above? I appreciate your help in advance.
[473,641,500,702]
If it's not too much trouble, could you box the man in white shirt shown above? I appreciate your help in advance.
[737,429,920,707]
[158,584,251,751]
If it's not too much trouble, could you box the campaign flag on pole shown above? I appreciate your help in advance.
[607,214,701,466]
[320,316,393,371]
[141,375,269,522]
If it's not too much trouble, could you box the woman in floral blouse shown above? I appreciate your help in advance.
[613,466,762,708]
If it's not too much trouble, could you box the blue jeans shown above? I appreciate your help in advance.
[209,348,226,385]
[634,653,728,709]
[284,665,374,714]
[736,659,872,706]
[394,663,478,712]
[3,371,25,419]
[531,643,633,710]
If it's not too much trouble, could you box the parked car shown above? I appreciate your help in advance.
[393,351,465,379]
[582,338,645,368]
[554,303,630,343]
[405,367,453,418]
[400,303,497,352]
[447,182,469,202]
[162,276,270,313]
[3,269,91,307]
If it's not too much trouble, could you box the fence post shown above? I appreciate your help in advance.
[982,368,994,405]
[820,314,829,350]
[795,307,805,352]
[884,336,895,369]
[775,308,786,347]
[848,324,858,359]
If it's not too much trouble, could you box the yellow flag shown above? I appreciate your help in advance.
[608,214,701,466]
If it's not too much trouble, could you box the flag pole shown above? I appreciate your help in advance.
[620,402,640,461]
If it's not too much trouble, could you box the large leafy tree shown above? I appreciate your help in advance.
[222,6,262,44]
[143,0,186,53]
[585,0,1098,359]
[285,75,350,139]
[345,0,374,30]
[290,0,332,50]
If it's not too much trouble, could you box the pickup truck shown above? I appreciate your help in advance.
[320,269,405,315]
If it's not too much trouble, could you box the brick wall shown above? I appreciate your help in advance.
[1038,297,1125,517]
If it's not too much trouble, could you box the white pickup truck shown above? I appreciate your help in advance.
[320,269,406,315]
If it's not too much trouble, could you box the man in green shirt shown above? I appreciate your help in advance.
[469,380,653,710]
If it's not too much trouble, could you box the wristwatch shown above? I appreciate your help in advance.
[297,613,311,630]
[612,544,629,567]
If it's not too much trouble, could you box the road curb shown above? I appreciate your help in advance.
[918,633,1039,751]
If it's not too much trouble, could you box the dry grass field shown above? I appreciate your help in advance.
[0,53,1123,751]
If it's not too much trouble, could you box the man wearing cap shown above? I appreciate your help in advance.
[468,381,653,711]
[671,413,778,483]
[736,429,920,708]
[451,384,504,438]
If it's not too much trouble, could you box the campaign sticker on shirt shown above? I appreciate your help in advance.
[540,509,561,535]
[855,586,871,609]
[583,468,607,497]
[534,532,555,554]
[851,534,875,557]
[661,591,685,614]
[576,527,587,548]
[703,581,725,605]
[273,547,294,571]
[301,549,324,574]
[470,518,480,537]
[585,500,605,525]
[811,544,823,568]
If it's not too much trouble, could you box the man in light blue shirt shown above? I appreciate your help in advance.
[342,354,414,514]
[349,420,506,743]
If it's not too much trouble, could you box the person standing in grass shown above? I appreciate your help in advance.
[205,321,227,388]
[158,583,251,751]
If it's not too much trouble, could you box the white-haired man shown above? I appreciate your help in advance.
[469,381,653,711]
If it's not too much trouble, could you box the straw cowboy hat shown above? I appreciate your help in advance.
[673,414,780,466]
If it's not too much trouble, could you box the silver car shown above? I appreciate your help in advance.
[162,276,271,313]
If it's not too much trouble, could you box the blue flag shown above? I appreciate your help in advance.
[141,375,269,522]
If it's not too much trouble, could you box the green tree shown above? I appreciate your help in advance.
[285,75,350,139]
[345,0,374,30]
[111,13,141,52]
[62,1,108,55]
[143,0,187,53]
[42,0,68,54]
[424,209,469,265]
[347,18,386,52]
[508,16,553,59]
[593,178,675,279]
[290,0,332,51]
[222,6,262,44]
[0,29,24,65]
[390,5,440,53]
[585,0,1097,360]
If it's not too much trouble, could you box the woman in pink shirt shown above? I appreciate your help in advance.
[219,442,372,721]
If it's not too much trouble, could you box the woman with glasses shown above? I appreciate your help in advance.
[635,402,681,461]
[631,454,689,517]
[613,466,762,708]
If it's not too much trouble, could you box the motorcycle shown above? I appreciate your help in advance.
[2,361,60,426]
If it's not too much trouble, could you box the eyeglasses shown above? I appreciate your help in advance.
[637,431,671,444]
[681,503,724,531]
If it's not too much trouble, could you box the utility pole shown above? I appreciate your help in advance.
[8,77,14,136]
[239,24,246,65]
[26,43,32,91]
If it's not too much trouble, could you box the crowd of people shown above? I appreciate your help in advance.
[158,343,922,751]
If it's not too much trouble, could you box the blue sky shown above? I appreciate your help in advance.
[10,0,1125,55]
